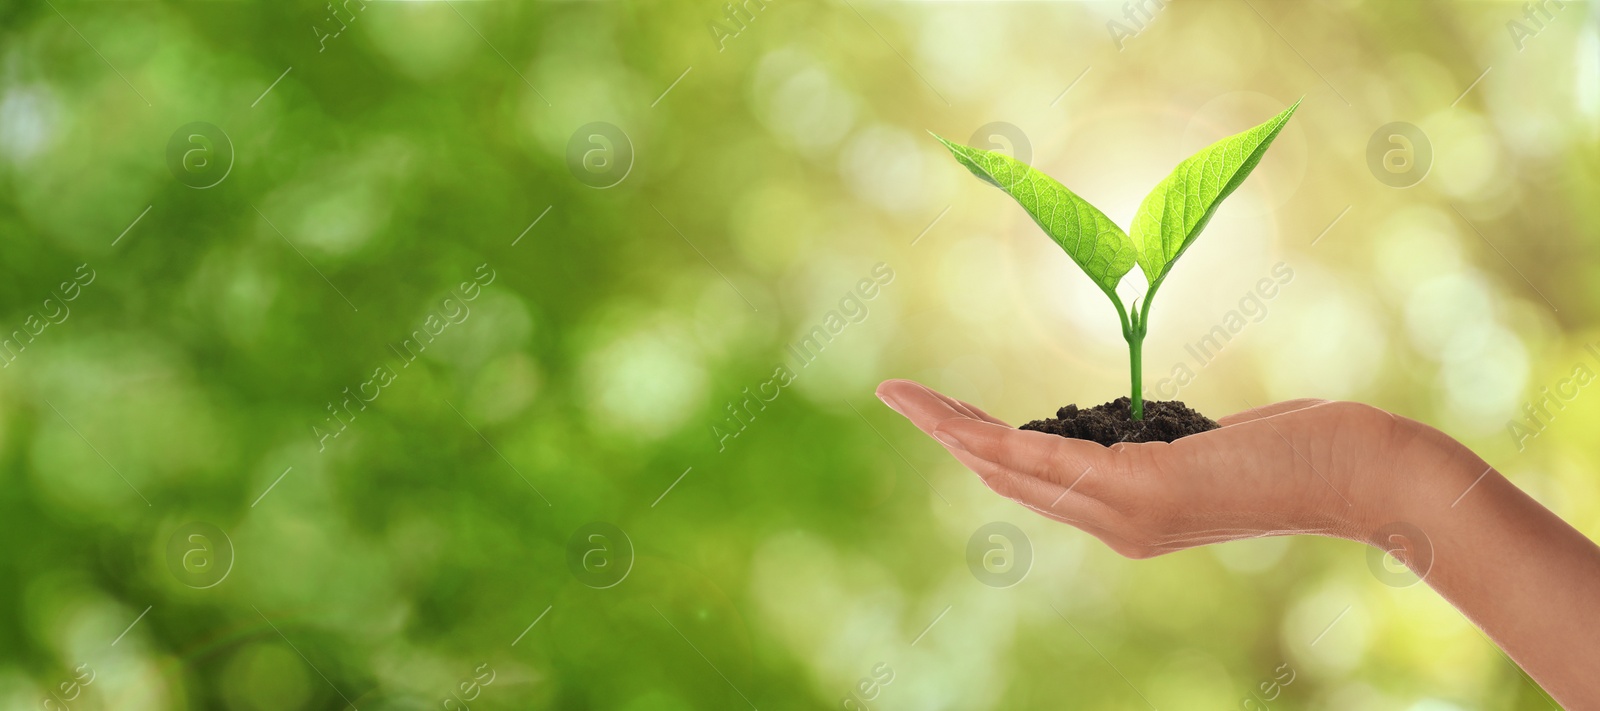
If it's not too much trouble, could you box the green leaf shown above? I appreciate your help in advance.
[932,133,1136,294]
[1128,99,1301,286]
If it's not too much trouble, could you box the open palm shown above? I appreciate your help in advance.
[876,379,1600,705]
[875,379,1448,558]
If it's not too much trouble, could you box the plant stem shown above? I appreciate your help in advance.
[1110,290,1148,421]
[1127,332,1144,420]
[1126,279,1165,422]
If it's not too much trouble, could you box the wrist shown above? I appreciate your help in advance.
[1346,415,1488,584]
[1343,412,1486,549]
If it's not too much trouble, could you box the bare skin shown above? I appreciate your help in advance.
[876,379,1600,708]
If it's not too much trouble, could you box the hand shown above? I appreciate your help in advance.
[877,379,1600,705]
[874,379,1472,558]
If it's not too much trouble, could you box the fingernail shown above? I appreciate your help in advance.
[933,430,965,451]
[877,392,905,416]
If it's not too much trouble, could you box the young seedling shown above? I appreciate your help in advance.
[934,100,1299,422]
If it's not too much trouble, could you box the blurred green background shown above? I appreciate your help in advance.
[1,0,1596,708]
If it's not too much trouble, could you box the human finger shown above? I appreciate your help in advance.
[910,382,1009,426]
[876,379,976,434]
[930,417,1120,489]
[1216,398,1330,427]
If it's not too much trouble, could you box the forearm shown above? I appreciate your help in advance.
[1379,443,1600,706]
[889,385,1600,702]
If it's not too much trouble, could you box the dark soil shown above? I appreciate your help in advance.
[1020,397,1218,446]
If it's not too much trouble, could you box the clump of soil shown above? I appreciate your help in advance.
[1020,397,1218,446]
